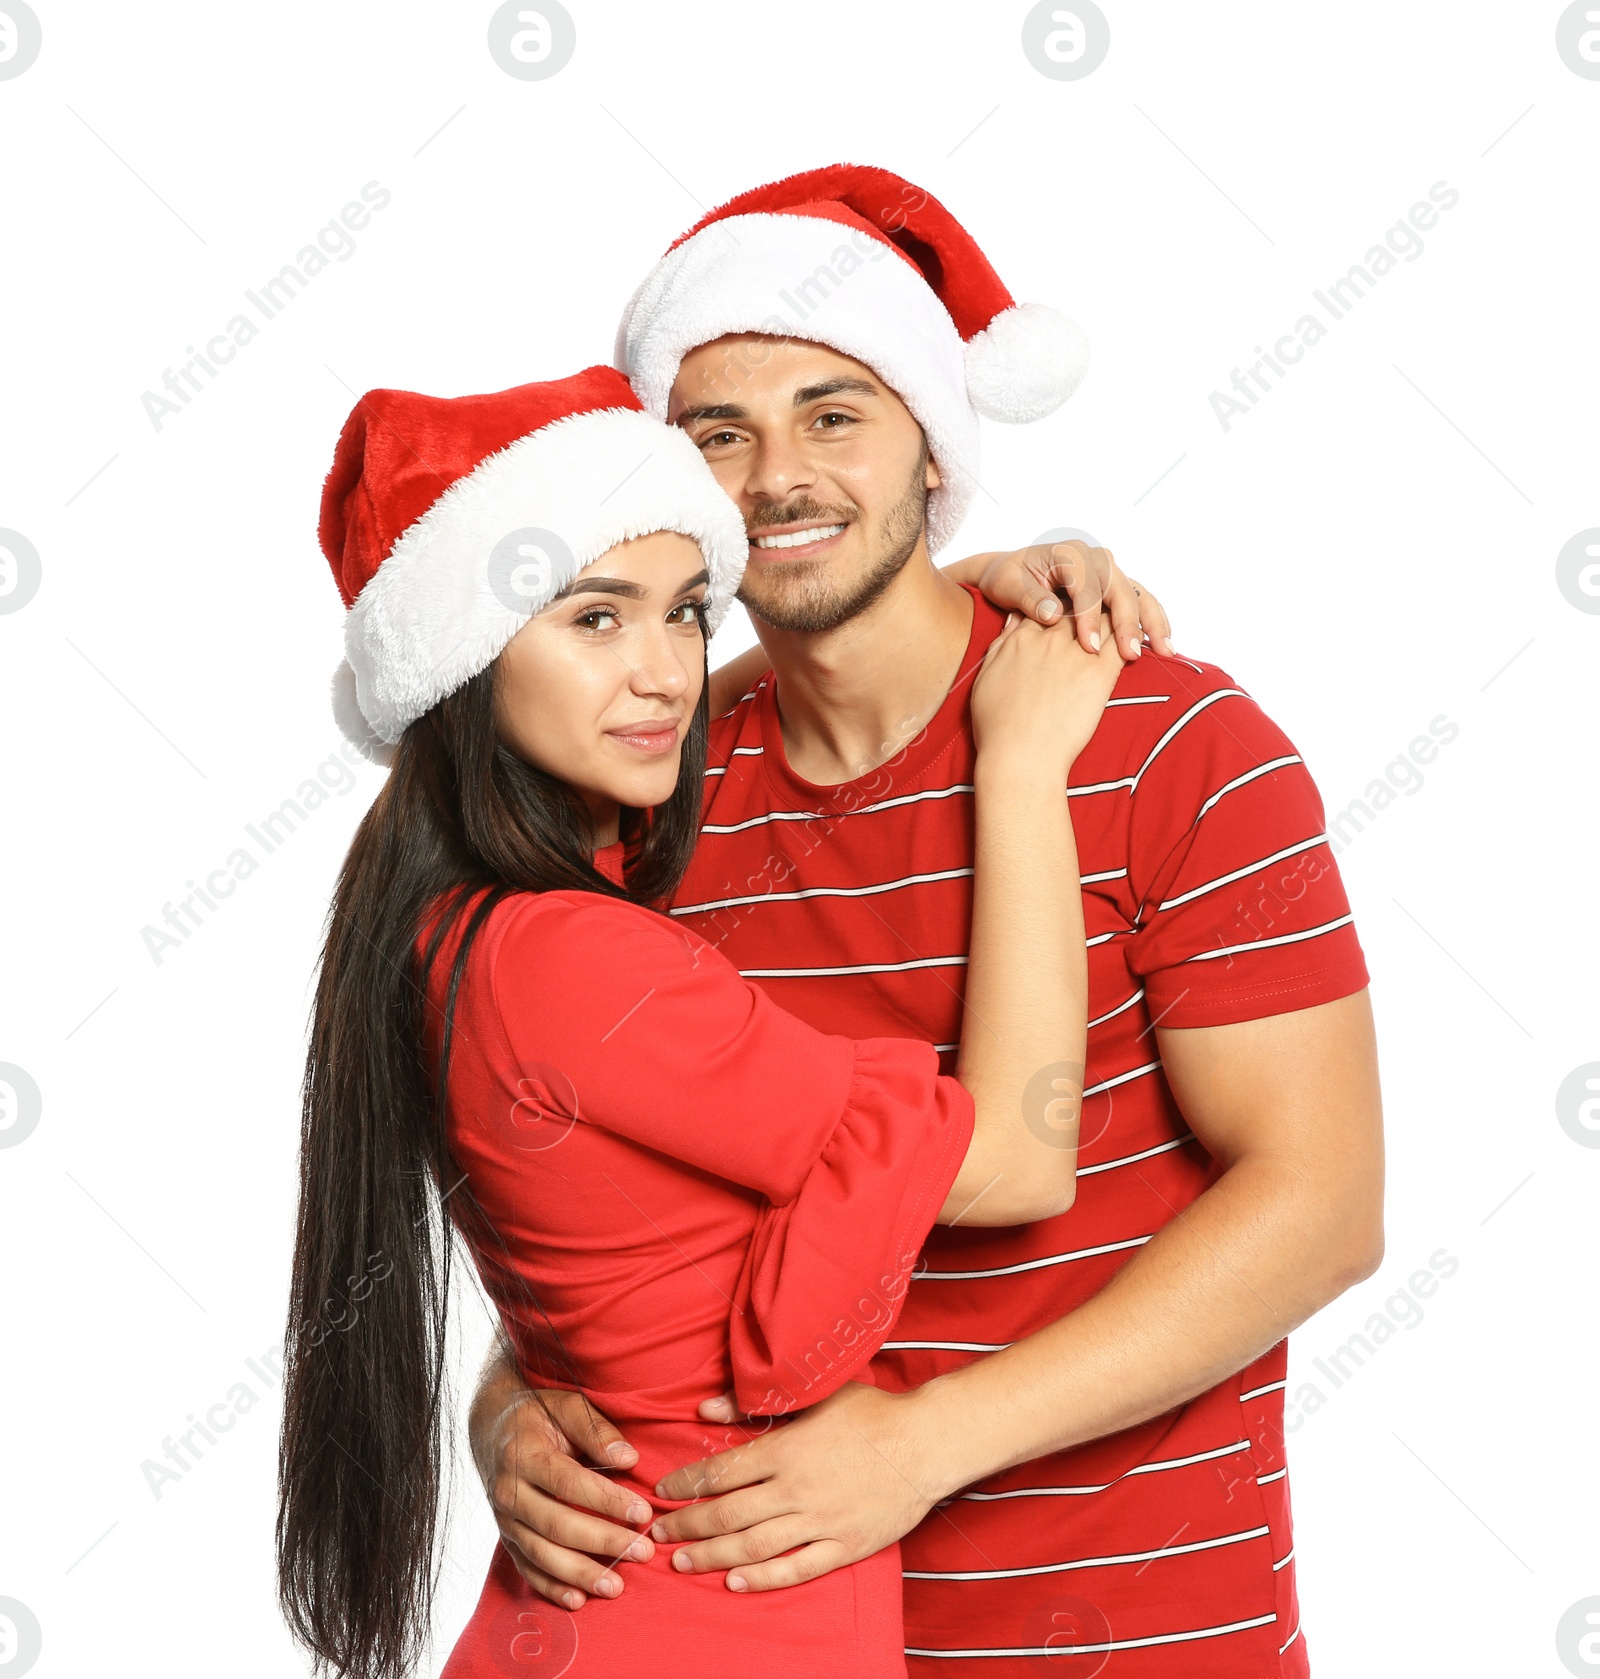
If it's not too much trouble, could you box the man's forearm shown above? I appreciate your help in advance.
[468,1339,532,1482]
[908,1154,1381,1496]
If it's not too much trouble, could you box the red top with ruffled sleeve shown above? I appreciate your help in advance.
[425,850,973,1678]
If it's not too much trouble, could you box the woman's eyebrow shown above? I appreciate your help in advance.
[677,568,711,592]
[552,576,645,601]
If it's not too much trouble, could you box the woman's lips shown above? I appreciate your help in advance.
[607,723,681,756]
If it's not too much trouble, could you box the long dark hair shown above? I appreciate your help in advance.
[277,647,709,1679]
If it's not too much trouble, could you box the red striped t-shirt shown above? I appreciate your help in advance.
[671,587,1368,1677]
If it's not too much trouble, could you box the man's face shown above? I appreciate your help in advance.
[669,335,941,633]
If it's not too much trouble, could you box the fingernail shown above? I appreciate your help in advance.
[727,1575,748,1593]
[672,1551,694,1573]
[561,1590,581,1610]
[650,1521,668,1541]
[626,1538,653,1562]
[1127,640,1141,657]
[1040,599,1060,621]
[1088,631,1101,651]
[654,1482,669,1498]
[625,1500,651,1524]
[607,1443,638,1465]
[595,1574,622,1598]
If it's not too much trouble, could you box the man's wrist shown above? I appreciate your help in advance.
[900,1371,1009,1502]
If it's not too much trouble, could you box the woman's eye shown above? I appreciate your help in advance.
[667,599,706,626]
[575,607,621,633]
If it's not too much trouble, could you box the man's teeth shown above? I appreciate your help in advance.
[752,524,846,550]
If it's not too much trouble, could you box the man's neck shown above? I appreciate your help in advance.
[753,550,976,788]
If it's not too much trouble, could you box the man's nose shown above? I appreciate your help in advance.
[744,431,817,508]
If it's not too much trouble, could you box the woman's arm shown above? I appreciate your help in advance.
[937,614,1124,1226]
[707,643,771,716]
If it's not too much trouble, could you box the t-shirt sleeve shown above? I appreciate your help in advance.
[1123,668,1370,1029]
[488,894,973,1409]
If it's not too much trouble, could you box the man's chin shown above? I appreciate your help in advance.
[739,563,864,634]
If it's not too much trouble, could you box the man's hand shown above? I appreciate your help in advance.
[468,1349,656,1609]
[947,540,1174,660]
[649,1382,950,1593]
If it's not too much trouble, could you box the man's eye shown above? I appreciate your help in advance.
[813,411,853,430]
[700,430,741,450]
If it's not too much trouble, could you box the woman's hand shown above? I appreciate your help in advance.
[946,540,1173,660]
[970,609,1127,772]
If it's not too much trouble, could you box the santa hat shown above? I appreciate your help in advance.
[614,163,1089,554]
[320,365,749,765]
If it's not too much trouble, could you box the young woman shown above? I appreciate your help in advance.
[277,368,1133,1679]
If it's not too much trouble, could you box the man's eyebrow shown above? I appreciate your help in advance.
[793,377,879,406]
[676,402,748,426]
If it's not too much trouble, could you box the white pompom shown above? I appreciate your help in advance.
[331,660,396,768]
[964,302,1090,423]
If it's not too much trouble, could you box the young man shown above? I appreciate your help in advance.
[469,168,1382,1676]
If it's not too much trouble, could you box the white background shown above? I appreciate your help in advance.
[2,3,1597,1675]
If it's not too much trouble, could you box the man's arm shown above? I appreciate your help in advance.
[652,989,1383,1589]
[468,1342,657,1607]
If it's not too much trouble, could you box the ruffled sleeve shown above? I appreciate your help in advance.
[729,1035,973,1417]
[485,892,974,1411]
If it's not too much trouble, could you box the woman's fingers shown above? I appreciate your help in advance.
[1044,542,1107,652]
[696,1391,741,1424]
[726,1539,853,1595]
[1127,577,1175,656]
[665,1515,814,1578]
[1101,563,1144,661]
[650,1483,787,1545]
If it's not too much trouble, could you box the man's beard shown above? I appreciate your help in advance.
[738,449,929,635]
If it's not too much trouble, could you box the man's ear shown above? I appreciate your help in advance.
[924,446,941,491]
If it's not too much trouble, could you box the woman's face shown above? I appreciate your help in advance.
[495,530,709,844]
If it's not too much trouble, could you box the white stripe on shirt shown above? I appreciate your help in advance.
[1185,913,1353,963]
[738,954,968,979]
[672,866,973,918]
[1131,689,1248,790]
[1157,836,1328,912]
[701,781,973,834]
[907,1611,1278,1660]
[1084,1060,1162,1098]
[1240,1378,1287,1402]
[1192,755,1302,823]
[903,1522,1271,1582]
[1077,1133,1196,1177]
[1087,988,1145,1029]
[912,1233,1152,1282]
[879,1339,1012,1353]
[953,1438,1252,1500]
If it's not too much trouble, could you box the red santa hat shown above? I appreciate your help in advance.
[614,163,1090,554]
[320,365,748,764]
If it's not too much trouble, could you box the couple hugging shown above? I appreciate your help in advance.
[276,164,1383,1679]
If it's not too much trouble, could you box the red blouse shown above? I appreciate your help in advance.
[426,855,973,1678]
